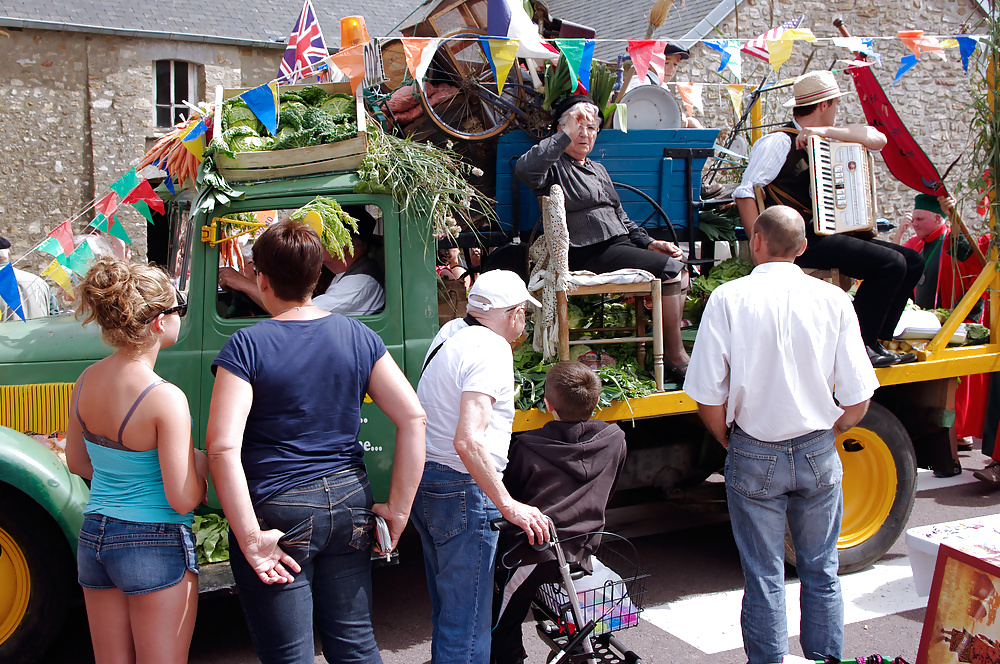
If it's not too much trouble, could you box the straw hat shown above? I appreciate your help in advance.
[783,70,849,108]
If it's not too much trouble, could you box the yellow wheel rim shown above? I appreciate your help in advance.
[837,427,897,549]
[0,526,30,645]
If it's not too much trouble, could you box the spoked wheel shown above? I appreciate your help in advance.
[418,30,523,141]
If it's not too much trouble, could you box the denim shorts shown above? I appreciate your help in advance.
[77,514,198,595]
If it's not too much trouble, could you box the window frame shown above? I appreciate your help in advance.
[154,60,199,128]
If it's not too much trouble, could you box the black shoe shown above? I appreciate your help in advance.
[867,345,899,368]
[871,343,895,357]
[934,460,962,478]
[895,352,918,364]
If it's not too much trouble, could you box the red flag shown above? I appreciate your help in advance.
[122,179,165,214]
[627,40,657,82]
[94,192,120,230]
[849,64,946,196]
[47,220,75,256]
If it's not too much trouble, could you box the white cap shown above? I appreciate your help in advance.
[466,270,541,312]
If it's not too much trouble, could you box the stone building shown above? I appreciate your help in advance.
[0,0,413,272]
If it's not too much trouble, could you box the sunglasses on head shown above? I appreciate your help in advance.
[145,290,188,325]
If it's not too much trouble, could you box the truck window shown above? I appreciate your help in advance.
[167,204,193,296]
[216,205,386,320]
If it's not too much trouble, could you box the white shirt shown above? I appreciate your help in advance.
[313,273,384,315]
[684,261,878,442]
[0,266,51,321]
[731,122,798,201]
[417,318,515,474]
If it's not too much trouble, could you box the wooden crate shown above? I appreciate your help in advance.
[214,82,368,182]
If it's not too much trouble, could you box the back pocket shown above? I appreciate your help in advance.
[422,490,468,541]
[806,442,843,489]
[730,448,778,498]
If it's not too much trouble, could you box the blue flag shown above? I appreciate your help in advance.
[0,263,24,321]
[956,35,980,73]
[241,82,280,137]
[893,53,919,86]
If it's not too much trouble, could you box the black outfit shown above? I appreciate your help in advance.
[762,123,923,347]
[515,131,683,281]
[491,419,627,664]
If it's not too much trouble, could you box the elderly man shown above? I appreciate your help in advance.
[412,269,550,664]
[733,70,923,367]
[684,206,879,664]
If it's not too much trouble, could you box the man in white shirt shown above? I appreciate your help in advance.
[412,270,549,664]
[684,205,879,664]
[732,70,922,367]
[0,237,52,321]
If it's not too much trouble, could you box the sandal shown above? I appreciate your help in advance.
[664,360,688,383]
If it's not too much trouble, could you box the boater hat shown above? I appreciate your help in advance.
[783,70,850,108]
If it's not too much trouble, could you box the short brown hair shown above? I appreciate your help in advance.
[251,220,323,301]
[545,361,602,421]
[76,256,174,349]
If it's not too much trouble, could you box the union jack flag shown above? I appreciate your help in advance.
[741,15,805,61]
[277,0,329,84]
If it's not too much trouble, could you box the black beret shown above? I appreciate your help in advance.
[0,237,10,250]
[551,94,599,133]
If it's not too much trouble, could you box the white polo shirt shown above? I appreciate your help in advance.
[417,318,515,474]
[684,261,879,442]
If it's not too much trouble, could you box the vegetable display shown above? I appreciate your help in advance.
[137,115,206,188]
[289,196,360,261]
[192,513,230,564]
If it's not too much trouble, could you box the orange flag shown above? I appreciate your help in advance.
[898,30,945,59]
[329,45,366,95]
[401,38,433,81]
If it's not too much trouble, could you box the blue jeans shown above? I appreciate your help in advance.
[229,468,381,664]
[410,462,501,664]
[725,428,844,664]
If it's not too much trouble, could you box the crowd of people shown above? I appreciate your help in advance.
[20,63,995,664]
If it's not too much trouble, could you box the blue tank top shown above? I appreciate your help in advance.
[76,373,193,526]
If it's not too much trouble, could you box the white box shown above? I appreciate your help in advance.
[905,514,1000,596]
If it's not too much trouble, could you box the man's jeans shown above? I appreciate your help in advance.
[725,428,844,664]
[229,468,382,664]
[411,462,502,664]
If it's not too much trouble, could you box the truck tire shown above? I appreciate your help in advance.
[0,487,76,664]
[784,402,916,575]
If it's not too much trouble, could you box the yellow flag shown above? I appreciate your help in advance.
[488,39,519,94]
[41,259,74,296]
[727,84,745,118]
[767,29,815,71]
[940,38,959,49]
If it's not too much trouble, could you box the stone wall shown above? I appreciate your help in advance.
[0,27,281,272]
[677,0,988,238]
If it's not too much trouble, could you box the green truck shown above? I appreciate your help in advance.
[2,162,998,663]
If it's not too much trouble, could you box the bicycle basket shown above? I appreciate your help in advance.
[536,538,648,637]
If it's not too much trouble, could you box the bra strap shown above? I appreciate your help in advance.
[117,379,168,445]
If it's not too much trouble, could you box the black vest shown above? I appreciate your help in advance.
[762,123,815,229]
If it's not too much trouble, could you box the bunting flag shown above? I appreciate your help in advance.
[278,0,329,84]
[328,45,366,95]
[742,15,804,61]
[41,259,74,296]
[614,102,627,132]
[37,237,65,259]
[91,214,133,245]
[849,62,946,196]
[486,0,557,58]
[627,40,657,84]
[481,39,519,94]
[131,201,154,225]
[766,28,816,71]
[163,171,176,195]
[726,84,745,117]
[401,38,434,80]
[110,169,141,200]
[46,220,75,256]
[956,35,981,72]
[832,36,882,66]
[703,39,742,80]
[181,119,208,160]
[64,240,95,276]
[0,263,25,321]
[898,30,945,60]
[554,39,595,91]
[94,192,119,230]
[122,179,165,215]
[893,53,920,85]
[675,82,703,116]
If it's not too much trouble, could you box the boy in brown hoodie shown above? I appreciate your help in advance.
[491,362,627,664]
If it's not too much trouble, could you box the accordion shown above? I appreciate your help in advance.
[807,135,877,236]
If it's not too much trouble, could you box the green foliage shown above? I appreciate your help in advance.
[289,196,359,261]
[690,257,753,297]
[320,94,356,122]
[297,85,329,106]
[220,88,357,154]
[192,513,230,564]
[589,61,615,119]
[543,55,574,111]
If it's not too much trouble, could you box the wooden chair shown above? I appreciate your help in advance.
[538,186,664,391]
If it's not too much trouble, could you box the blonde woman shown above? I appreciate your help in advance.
[66,257,208,664]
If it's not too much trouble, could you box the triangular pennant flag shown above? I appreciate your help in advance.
[834,36,883,67]
[766,29,814,71]
[412,38,443,84]
[132,201,154,225]
[675,82,702,116]
[726,84,745,118]
[627,40,657,85]
[41,259,74,297]
[64,239,95,275]
[328,45,366,95]
[94,192,119,230]
[939,38,959,49]
[898,30,924,59]
[648,40,669,86]
[578,40,594,91]
[487,0,556,58]
[703,39,742,80]
[0,263,25,321]
[555,39,585,91]
[742,15,804,61]
[401,38,433,80]
[122,179,165,215]
[110,169,142,199]
[956,35,980,72]
[47,220,76,256]
[482,38,519,94]
[614,102,627,132]
[37,237,65,259]
[893,53,920,86]
[181,120,207,160]
[241,82,279,137]
[163,168,176,195]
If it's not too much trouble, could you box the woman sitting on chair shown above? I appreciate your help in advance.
[514,95,690,379]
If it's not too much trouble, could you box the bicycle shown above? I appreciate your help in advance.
[417,29,555,141]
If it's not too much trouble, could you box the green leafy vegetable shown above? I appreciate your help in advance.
[192,513,230,564]
[290,196,359,260]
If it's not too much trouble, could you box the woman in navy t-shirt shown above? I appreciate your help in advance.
[206,219,426,664]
